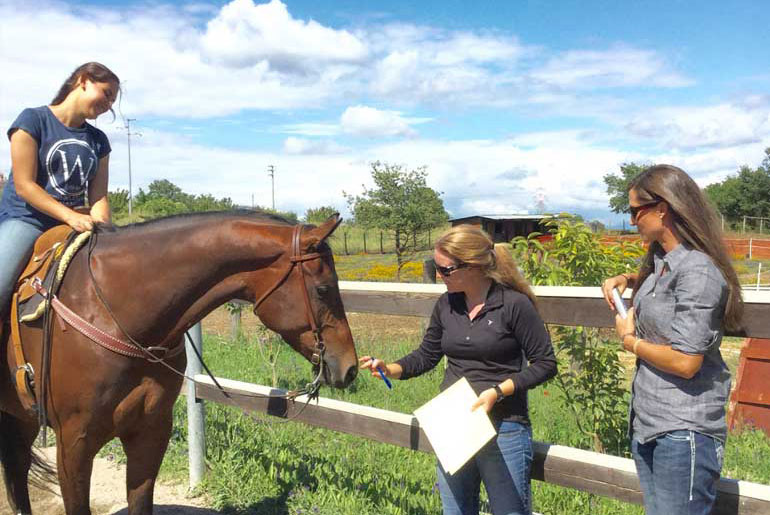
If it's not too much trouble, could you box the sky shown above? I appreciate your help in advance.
[1,0,768,227]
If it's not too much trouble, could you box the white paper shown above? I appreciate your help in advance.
[414,377,497,474]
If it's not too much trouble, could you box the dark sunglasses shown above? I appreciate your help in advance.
[627,200,660,219]
[436,263,468,277]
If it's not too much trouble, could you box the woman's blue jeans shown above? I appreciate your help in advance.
[0,219,43,318]
[436,421,533,515]
[632,430,724,515]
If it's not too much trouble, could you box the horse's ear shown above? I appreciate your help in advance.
[306,213,342,244]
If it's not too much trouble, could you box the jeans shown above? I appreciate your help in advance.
[0,218,43,318]
[632,430,724,515]
[437,421,532,515]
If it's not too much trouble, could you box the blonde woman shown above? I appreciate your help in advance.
[602,164,743,515]
[361,225,557,515]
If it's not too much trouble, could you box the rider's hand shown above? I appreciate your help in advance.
[65,212,94,233]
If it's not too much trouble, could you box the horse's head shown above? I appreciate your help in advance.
[251,214,357,389]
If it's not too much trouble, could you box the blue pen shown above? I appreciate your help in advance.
[372,358,392,389]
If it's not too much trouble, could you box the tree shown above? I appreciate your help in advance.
[344,162,448,280]
[108,189,129,215]
[511,217,645,454]
[603,162,648,214]
[305,205,338,224]
[704,148,770,225]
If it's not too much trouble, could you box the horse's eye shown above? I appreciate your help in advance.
[316,285,330,296]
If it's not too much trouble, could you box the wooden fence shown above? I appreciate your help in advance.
[185,282,770,514]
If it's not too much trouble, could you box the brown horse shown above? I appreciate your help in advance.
[0,211,358,514]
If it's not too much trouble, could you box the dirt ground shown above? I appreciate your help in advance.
[0,447,217,515]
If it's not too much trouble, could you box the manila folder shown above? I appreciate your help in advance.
[414,377,497,474]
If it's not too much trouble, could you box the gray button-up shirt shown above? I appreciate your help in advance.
[631,243,731,443]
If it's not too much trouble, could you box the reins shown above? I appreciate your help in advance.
[82,223,329,407]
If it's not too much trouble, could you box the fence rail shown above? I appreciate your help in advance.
[185,282,770,513]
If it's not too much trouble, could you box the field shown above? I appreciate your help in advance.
[100,304,770,515]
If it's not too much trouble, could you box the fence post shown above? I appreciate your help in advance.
[186,322,206,489]
[344,232,349,255]
[230,309,241,341]
[743,217,746,234]
[761,218,764,235]
[363,231,367,254]
[380,232,384,254]
[750,238,753,260]
[423,258,437,284]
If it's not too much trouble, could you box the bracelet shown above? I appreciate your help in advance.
[493,384,505,403]
[633,338,642,355]
[621,273,631,283]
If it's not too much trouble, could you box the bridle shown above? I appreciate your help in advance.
[251,224,329,398]
[83,223,331,401]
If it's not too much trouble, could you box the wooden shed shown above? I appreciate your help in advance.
[449,214,554,243]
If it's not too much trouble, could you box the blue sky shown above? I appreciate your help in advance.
[1,0,768,227]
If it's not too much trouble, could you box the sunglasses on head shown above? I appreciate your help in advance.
[627,200,660,219]
[436,262,468,277]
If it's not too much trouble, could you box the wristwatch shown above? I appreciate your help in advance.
[493,384,505,403]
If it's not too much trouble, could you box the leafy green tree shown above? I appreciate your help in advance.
[344,162,448,280]
[705,148,770,225]
[305,205,338,224]
[108,188,129,216]
[188,193,233,212]
[512,217,645,454]
[603,162,647,214]
[138,197,188,217]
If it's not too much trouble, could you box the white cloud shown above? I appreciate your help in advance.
[340,105,429,138]
[530,46,693,90]
[199,0,368,71]
[625,100,770,150]
[282,137,348,155]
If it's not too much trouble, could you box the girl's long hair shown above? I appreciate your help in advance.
[51,62,121,112]
[630,164,743,331]
[435,224,538,309]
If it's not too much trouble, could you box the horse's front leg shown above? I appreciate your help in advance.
[56,416,106,515]
[120,405,174,515]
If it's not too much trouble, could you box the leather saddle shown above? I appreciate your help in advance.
[10,225,77,414]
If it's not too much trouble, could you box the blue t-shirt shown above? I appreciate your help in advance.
[0,106,111,230]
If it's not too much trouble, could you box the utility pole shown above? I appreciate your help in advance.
[267,164,275,210]
[124,118,140,216]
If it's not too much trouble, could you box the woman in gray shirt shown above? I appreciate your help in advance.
[602,164,743,515]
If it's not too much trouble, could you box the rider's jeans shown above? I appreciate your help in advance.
[0,218,43,318]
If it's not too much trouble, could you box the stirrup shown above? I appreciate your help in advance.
[14,363,38,415]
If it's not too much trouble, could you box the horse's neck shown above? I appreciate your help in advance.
[92,219,287,344]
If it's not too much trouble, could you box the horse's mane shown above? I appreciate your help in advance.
[109,209,294,234]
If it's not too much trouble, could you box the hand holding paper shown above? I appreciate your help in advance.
[414,377,496,475]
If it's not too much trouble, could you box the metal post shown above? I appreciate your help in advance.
[186,322,206,488]
[761,218,764,234]
[267,165,275,210]
[125,118,136,216]
[750,238,753,260]
[743,217,746,234]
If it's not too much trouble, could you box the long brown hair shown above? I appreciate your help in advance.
[50,62,121,113]
[435,224,538,309]
[630,164,743,331]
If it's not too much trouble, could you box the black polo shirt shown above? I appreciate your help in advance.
[396,282,557,425]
